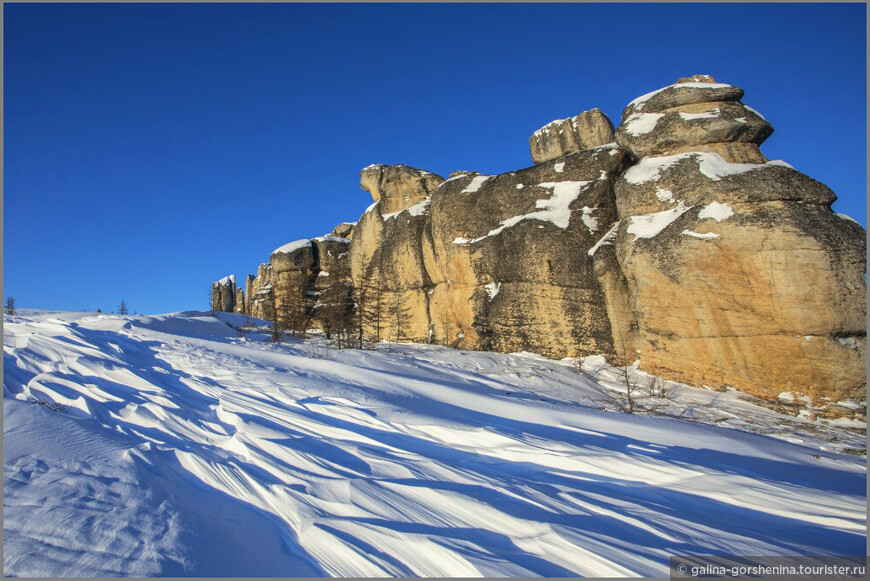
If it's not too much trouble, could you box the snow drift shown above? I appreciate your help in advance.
[3,310,866,577]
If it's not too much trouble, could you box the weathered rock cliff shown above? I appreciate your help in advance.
[609,76,866,400]
[425,144,627,358]
[351,166,444,343]
[214,75,866,402]
[211,275,238,313]
[246,227,353,333]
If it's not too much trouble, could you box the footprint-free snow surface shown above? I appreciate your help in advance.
[3,311,866,577]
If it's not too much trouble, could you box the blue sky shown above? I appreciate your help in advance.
[4,2,866,315]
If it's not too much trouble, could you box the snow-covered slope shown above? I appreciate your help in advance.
[3,311,866,577]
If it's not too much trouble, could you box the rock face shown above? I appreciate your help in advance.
[425,144,628,357]
[215,75,865,403]
[359,164,444,215]
[608,76,866,400]
[530,109,616,164]
[248,263,273,321]
[615,75,771,163]
[211,275,237,313]
[351,166,445,342]
[246,227,354,331]
[234,288,246,314]
[244,275,255,315]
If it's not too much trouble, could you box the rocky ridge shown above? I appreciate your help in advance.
[213,75,866,403]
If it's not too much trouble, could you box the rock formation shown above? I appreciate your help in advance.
[211,275,238,313]
[329,222,356,239]
[248,262,274,321]
[213,75,866,403]
[245,226,354,333]
[350,166,444,342]
[359,164,443,215]
[425,143,627,357]
[609,76,865,400]
[529,108,615,164]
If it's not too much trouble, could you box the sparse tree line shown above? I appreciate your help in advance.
[254,251,416,351]
[4,297,135,316]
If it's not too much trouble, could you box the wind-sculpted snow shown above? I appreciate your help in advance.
[3,311,866,577]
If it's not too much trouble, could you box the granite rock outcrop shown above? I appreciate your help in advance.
[608,76,866,400]
[529,108,615,164]
[214,75,866,402]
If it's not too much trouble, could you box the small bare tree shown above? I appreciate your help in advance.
[390,290,412,348]
[271,301,282,343]
[618,337,635,414]
[360,259,385,344]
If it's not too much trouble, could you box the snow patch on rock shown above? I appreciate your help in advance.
[623,112,665,136]
[587,222,620,257]
[463,181,593,244]
[463,175,495,194]
[484,282,501,300]
[627,202,693,241]
[581,207,599,233]
[698,201,734,222]
[272,239,312,255]
[682,230,719,239]
[624,152,795,185]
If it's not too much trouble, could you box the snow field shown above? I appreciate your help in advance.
[3,311,866,576]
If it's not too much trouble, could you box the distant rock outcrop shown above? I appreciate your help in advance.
[211,275,238,313]
[246,226,354,333]
[215,75,866,403]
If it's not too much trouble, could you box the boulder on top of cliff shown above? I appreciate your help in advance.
[615,86,773,161]
[270,239,315,273]
[530,108,616,164]
[328,222,356,239]
[614,152,836,217]
[313,236,351,274]
[620,75,744,121]
[360,164,445,215]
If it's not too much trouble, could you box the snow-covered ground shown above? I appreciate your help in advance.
[3,310,866,577]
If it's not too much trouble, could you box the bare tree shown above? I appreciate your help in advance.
[389,289,412,348]
[618,337,635,414]
[353,283,366,349]
[316,261,355,349]
[5,297,16,316]
[118,300,129,315]
[361,258,386,344]
[271,289,282,343]
[276,274,310,339]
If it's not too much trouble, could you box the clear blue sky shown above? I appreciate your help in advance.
[4,3,866,315]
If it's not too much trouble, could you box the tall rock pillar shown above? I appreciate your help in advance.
[607,75,866,400]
